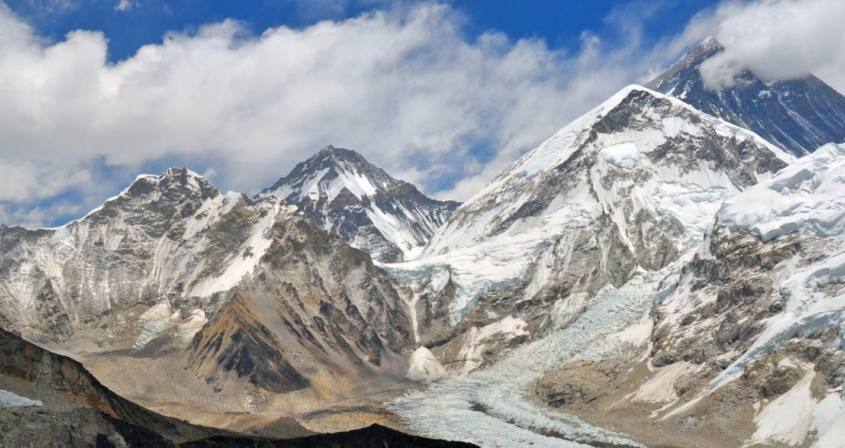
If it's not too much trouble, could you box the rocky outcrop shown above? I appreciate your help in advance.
[187,213,414,394]
[0,327,234,447]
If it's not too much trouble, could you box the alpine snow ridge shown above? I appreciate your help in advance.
[648,38,845,156]
[263,145,459,263]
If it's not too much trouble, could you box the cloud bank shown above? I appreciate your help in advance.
[699,0,845,91]
[0,2,676,225]
[0,0,842,226]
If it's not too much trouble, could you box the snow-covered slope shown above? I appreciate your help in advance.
[388,95,840,448]
[263,146,459,262]
[641,143,845,447]
[397,85,788,331]
[648,38,845,157]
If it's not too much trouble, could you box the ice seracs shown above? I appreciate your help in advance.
[718,143,845,242]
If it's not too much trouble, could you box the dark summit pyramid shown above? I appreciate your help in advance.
[648,38,845,156]
[263,145,459,263]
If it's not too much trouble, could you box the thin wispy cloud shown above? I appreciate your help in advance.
[115,0,135,12]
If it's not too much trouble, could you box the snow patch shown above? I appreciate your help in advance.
[749,368,816,447]
[190,202,280,297]
[407,347,446,382]
[608,310,653,348]
[630,362,694,404]
[599,142,641,169]
[0,390,42,407]
[457,316,529,374]
[133,302,208,350]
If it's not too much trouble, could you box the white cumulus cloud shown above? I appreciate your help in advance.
[0,2,684,225]
[697,0,845,91]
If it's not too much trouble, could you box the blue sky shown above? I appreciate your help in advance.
[0,0,841,227]
[7,1,719,62]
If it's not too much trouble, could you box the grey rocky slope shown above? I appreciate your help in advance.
[531,143,845,448]
[186,210,415,396]
[0,167,419,432]
[648,38,845,157]
[387,84,791,378]
[262,146,459,263]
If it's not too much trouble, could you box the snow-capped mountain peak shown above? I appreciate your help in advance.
[266,145,390,203]
[424,84,790,257]
[385,83,790,351]
[263,145,459,262]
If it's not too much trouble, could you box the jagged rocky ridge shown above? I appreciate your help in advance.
[648,38,845,157]
[263,146,459,263]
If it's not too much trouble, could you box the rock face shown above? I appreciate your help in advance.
[263,146,459,263]
[187,212,414,395]
[390,84,789,375]
[648,38,845,157]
